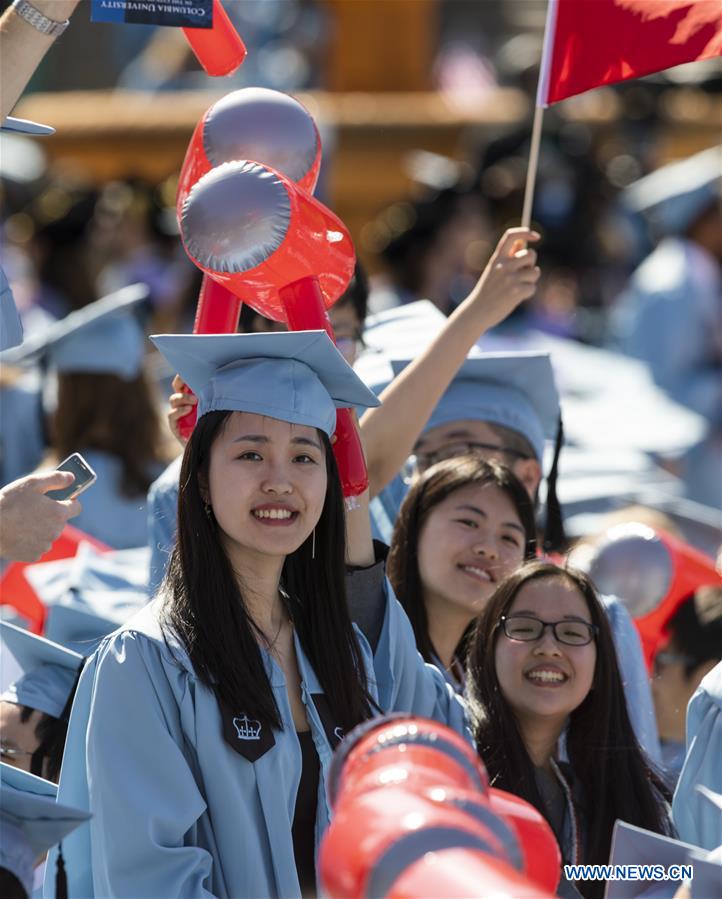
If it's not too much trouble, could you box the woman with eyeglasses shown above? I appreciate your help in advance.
[467,561,673,899]
[387,455,537,692]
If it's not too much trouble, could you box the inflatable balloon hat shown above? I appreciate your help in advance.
[584,523,722,669]
[182,0,247,77]
[176,88,321,217]
[174,88,322,441]
[320,715,560,898]
[180,160,368,502]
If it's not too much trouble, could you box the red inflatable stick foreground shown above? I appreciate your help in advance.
[321,716,560,898]
[584,524,722,669]
[182,0,247,77]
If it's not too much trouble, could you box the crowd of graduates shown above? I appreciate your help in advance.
[1,3,722,899]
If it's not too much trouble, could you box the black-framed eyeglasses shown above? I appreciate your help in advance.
[501,615,598,647]
[0,743,34,761]
[414,441,532,472]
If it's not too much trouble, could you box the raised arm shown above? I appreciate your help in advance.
[359,227,540,497]
[0,0,80,121]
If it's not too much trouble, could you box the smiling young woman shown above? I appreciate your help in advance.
[387,455,536,691]
[467,561,673,898]
[49,331,466,899]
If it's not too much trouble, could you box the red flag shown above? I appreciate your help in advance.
[538,0,722,106]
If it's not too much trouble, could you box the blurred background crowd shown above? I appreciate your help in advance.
[2,0,720,525]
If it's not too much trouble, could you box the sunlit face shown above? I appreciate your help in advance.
[494,578,597,732]
[0,701,42,774]
[205,412,328,566]
[417,482,527,621]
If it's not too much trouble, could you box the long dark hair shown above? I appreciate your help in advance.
[163,410,373,733]
[387,456,537,663]
[53,371,172,497]
[467,561,672,896]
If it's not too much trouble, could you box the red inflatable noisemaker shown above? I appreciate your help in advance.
[174,88,322,441]
[179,159,368,502]
[320,716,560,898]
[585,523,722,668]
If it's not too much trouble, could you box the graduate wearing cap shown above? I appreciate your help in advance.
[48,330,467,899]
[0,763,89,899]
[2,285,173,549]
[612,146,722,511]
[0,623,83,783]
[354,311,661,760]
[673,661,722,852]
[612,146,722,428]
[146,228,544,595]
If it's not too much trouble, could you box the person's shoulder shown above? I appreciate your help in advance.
[633,238,689,294]
[96,595,194,677]
[148,454,183,497]
[696,661,722,706]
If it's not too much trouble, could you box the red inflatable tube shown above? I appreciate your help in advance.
[320,716,561,898]
[182,0,247,77]
[280,277,368,500]
[176,275,243,441]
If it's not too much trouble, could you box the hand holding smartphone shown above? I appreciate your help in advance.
[45,453,97,501]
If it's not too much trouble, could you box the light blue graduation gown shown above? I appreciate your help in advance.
[673,662,722,851]
[146,455,182,594]
[72,449,163,550]
[0,265,23,351]
[613,237,722,426]
[46,584,467,898]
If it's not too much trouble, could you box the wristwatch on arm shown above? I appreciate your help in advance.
[11,0,70,38]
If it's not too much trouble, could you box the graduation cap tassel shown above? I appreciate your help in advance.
[543,416,566,555]
[56,842,68,899]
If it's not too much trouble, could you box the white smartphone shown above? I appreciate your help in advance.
[46,453,97,501]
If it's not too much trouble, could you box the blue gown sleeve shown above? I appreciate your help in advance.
[601,594,661,764]
[673,663,722,851]
[368,576,470,739]
[50,630,216,898]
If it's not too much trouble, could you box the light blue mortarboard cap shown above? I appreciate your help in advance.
[1,116,55,136]
[624,145,722,236]
[0,763,90,897]
[0,622,82,720]
[391,351,560,463]
[23,543,148,655]
[150,330,380,437]
[0,283,148,378]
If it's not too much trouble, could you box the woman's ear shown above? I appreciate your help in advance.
[512,457,542,498]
